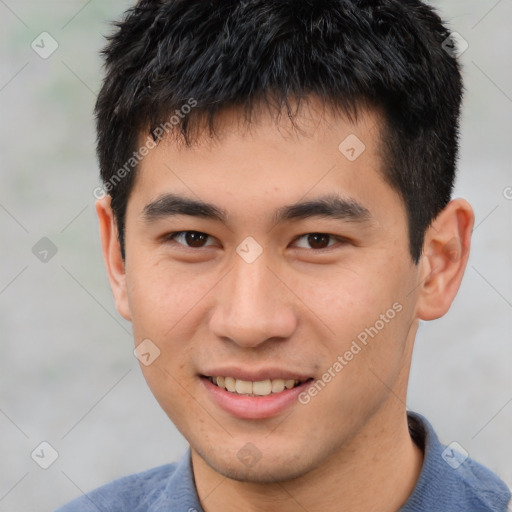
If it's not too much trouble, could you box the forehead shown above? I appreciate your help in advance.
[155,98,384,161]
[127,99,404,228]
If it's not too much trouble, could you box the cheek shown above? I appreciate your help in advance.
[125,256,215,340]
[296,263,412,379]
[294,266,384,340]
[125,256,218,402]
[139,361,201,440]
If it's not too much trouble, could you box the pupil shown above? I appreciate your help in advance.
[308,233,329,249]
[186,231,207,247]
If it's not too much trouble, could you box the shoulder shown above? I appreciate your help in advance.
[403,412,511,512]
[54,463,177,512]
[452,456,511,511]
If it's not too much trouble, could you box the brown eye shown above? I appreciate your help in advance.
[294,233,337,250]
[167,231,214,248]
[184,231,208,247]
[306,233,331,249]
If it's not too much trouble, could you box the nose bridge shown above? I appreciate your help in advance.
[210,251,296,346]
[232,253,271,310]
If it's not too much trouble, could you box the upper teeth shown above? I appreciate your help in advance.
[209,376,300,396]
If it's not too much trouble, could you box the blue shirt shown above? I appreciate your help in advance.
[56,412,510,511]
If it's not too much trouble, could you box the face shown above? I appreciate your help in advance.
[115,102,424,482]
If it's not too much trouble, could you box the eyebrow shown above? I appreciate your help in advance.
[141,193,372,225]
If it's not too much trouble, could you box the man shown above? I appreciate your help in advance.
[57,0,511,510]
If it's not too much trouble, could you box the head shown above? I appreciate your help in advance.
[95,0,474,483]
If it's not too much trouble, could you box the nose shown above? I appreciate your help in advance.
[209,252,298,348]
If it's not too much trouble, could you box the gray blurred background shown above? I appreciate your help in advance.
[0,1,511,510]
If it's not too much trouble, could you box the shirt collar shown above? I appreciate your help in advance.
[149,412,509,512]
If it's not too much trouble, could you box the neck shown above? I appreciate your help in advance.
[192,403,424,512]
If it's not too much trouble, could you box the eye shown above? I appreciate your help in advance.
[165,231,217,248]
[292,233,343,250]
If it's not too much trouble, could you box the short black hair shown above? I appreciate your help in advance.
[95,0,463,263]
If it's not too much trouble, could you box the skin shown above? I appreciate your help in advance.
[97,99,474,512]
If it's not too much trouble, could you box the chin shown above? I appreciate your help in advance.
[194,442,320,484]
[210,459,313,484]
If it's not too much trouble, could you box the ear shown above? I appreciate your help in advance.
[96,196,132,321]
[416,198,474,321]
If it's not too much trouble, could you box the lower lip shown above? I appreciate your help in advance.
[201,377,313,420]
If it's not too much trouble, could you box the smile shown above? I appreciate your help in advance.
[206,376,310,396]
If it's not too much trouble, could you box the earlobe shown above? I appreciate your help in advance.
[416,199,474,321]
[96,196,132,321]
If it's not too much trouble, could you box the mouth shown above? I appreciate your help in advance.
[203,375,313,397]
[199,369,315,419]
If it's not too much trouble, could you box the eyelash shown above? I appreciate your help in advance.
[164,231,347,251]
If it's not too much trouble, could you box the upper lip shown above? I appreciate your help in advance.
[200,367,313,382]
